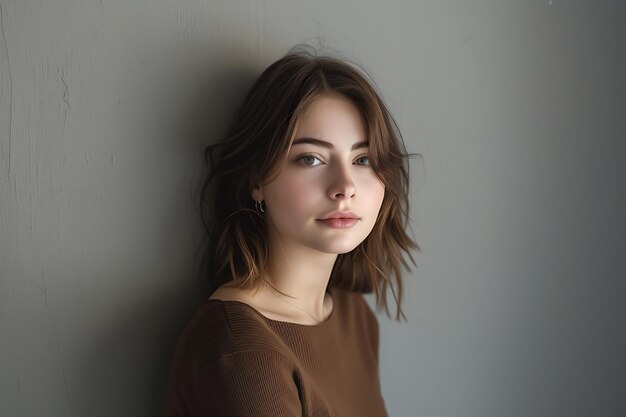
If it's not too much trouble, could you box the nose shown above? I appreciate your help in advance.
[328,164,356,200]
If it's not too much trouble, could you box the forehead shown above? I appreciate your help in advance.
[293,93,367,146]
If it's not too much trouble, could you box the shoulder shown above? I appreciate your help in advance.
[174,295,288,365]
[207,282,244,301]
[337,287,378,324]
[332,288,380,353]
[166,343,302,416]
[208,283,280,318]
[166,296,303,416]
[351,290,379,331]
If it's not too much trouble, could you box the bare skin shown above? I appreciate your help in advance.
[208,281,334,325]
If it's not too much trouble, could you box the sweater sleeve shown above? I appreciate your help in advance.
[180,350,303,417]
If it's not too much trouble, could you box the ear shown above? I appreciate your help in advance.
[250,182,264,202]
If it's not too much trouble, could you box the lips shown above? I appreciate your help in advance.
[318,210,359,220]
[316,210,360,229]
[317,218,359,228]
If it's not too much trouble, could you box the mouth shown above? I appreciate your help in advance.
[318,210,360,220]
[317,213,360,229]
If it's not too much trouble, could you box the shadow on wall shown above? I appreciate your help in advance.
[74,47,263,416]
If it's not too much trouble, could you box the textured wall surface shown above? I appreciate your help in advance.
[1,1,625,416]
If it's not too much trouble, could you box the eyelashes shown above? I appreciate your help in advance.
[295,153,371,167]
[296,154,323,166]
[355,155,370,166]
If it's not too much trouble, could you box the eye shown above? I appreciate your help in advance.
[355,155,370,166]
[296,153,324,166]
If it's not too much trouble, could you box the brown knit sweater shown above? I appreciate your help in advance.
[164,285,388,417]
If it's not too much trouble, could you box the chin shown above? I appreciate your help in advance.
[309,239,363,255]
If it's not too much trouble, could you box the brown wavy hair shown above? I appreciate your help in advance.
[196,45,421,322]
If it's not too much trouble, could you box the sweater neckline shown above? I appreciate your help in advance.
[206,286,337,328]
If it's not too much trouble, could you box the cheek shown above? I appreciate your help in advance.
[266,176,317,217]
[371,184,386,215]
[376,184,385,206]
[360,173,386,206]
[364,180,386,234]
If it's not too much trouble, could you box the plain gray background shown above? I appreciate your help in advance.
[1,1,625,416]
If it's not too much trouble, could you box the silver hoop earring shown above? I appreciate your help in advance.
[255,199,265,214]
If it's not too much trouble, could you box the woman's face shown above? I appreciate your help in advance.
[252,92,385,255]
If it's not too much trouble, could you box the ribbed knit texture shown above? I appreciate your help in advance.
[164,286,388,417]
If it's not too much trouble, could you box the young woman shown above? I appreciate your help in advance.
[165,45,420,417]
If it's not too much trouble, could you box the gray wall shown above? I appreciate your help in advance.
[1,1,624,416]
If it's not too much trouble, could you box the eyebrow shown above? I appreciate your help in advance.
[292,137,369,151]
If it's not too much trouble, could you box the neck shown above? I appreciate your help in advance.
[260,231,337,319]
